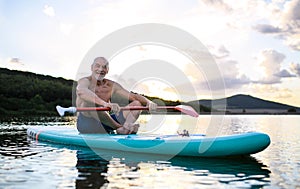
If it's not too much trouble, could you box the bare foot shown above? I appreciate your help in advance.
[116,123,140,134]
[116,127,129,134]
[123,123,140,134]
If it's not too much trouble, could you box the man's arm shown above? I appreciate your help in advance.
[76,78,122,129]
[76,78,107,107]
[113,82,157,110]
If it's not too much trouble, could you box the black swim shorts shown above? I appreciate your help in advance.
[77,112,126,134]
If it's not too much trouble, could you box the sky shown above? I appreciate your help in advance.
[0,0,300,106]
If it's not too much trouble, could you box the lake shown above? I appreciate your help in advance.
[0,115,299,188]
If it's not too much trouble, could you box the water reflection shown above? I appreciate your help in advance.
[0,116,75,158]
[171,156,270,176]
[85,149,271,188]
[0,126,41,158]
[38,142,269,189]
[75,149,109,188]
[19,138,271,189]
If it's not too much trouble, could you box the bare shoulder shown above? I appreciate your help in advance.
[77,77,91,88]
[78,76,90,82]
[109,79,123,89]
[111,80,130,97]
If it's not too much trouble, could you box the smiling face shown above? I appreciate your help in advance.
[91,57,109,81]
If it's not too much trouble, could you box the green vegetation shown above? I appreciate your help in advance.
[287,107,297,113]
[0,68,74,116]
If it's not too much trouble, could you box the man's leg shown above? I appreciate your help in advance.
[123,100,142,124]
[116,100,142,134]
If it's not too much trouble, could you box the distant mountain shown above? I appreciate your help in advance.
[197,94,300,112]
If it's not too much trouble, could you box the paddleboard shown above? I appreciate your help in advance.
[27,126,270,157]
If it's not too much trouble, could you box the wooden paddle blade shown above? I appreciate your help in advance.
[174,105,199,117]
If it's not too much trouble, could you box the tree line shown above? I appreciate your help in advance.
[0,68,74,116]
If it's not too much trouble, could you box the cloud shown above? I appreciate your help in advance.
[253,24,283,34]
[0,57,27,71]
[222,74,251,88]
[274,69,296,77]
[250,84,293,100]
[255,49,295,84]
[207,45,230,59]
[207,44,251,88]
[201,0,232,12]
[281,0,300,23]
[180,45,252,92]
[43,5,74,36]
[43,5,55,17]
[290,62,300,76]
[200,0,300,51]
[205,47,296,86]
[253,0,300,51]
[9,58,23,65]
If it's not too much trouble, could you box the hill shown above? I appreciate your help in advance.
[0,68,75,116]
[197,94,300,113]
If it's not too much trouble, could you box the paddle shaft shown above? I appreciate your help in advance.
[56,105,199,117]
[76,106,176,112]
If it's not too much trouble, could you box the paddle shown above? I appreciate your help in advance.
[56,105,199,117]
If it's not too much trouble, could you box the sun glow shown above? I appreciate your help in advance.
[132,79,180,101]
[108,45,206,101]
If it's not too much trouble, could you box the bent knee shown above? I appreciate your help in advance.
[130,100,142,106]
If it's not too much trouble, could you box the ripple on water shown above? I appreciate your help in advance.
[99,157,273,189]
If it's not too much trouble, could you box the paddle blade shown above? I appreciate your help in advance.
[56,105,76,116]
[175,105,199,117]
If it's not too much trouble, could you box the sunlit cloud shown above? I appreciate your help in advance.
[253,24,283,33]
[205,44,251,88]
[252,0,300,51]
[249,84,294,104]
[254,49,295,84]
[207,45,230,59]
[274,69,296,78]
[200,0,300,51]
[43,5,55,17]
[290,62,300,76]
[0,57,27,71]
[9,58,23,65]
[200,0,233,12]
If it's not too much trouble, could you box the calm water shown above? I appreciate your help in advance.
[0,115,299,188]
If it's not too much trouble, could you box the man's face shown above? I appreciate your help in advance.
[91,59,109,81]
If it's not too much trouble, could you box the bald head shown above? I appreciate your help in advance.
[93,57,109,66]
[90,57,109,80]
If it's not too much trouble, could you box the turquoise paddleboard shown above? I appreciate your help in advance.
[27,126,270,157]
